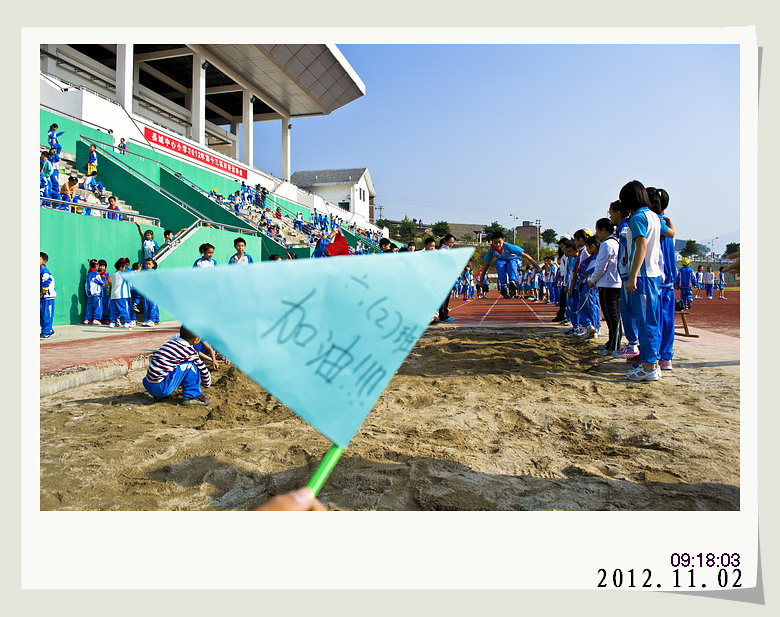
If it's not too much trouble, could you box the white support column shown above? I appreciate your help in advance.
[281,117,291,181]
[191,53,206,145]
[116,44,134,111]
[241,90,254,166]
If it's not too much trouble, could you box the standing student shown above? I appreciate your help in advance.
[47,124,64,154]
[566,229,592,334]
[704,266,716,299]
[228,237,255,264]
[480,231,539,299]
[609,200,640,359]
[136,222,159,260]
[675,258,696,309]
[718,266,728,299]
[141,258,160,326]
[589,218,622,354]
[117,137,127,155]
[647,187,677,370]
[193,243,217,267]
[109,257,134,328]
[574,236,601,338]
[98,259,111,323]
[436,234,457,323]
[694,265,704,299]
[40,252,56,339]
[621,180,663,382]
[86,144,98,175]
[83,259,106,324]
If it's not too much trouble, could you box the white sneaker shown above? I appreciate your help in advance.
[586,325,598,339]
[109,322,116,328]
[573,327,588,337]
[83,320,90,324]
[627,365,661,381]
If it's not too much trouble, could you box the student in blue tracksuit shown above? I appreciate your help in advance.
[647,187,677,371]
[47,124,64,154]
[480,231,539,299]
[40,252,56,338]
[110,257,134,327]
[675,258,696,309]
[98,260,111,323]
[573,236,601,338]
[718,266,728,299]
[141,258,160,326]
[83,259,107,324]
[567,229,592,334]
[609,199,639,359]
[621,180,663,382]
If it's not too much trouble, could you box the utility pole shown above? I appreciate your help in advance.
[535,219,541,260]
[376,204,384,221]
[509,214,519,244]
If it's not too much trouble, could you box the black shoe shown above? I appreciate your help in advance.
[500,287,509,299]
[508,281,518,295]
[551,316,563,322]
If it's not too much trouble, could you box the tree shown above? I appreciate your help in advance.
[541,228,558,246]
[483,221,510,240]
[431,220,451,236]
[398,216,417,243]
[680,239,702,258]
[724,242,740,258]
[376,218,397,237]
[462,233,475,243]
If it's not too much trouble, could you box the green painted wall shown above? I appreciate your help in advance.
[40,210,285,326]
[40,208,163,325]
[40,109,109,154]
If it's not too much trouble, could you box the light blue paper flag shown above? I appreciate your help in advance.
[125,248,472,448]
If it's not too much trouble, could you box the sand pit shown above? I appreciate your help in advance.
[40,327,739,511]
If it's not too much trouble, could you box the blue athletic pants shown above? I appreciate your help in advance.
[142,362,203,399]
[627,276,662,365]
[660,285,675,361]
[40,298,55,335]
[620,281,638,346]
[85,295,103,322]
[495,259,520,290]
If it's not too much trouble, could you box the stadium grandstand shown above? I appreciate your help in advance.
[40,43,387,327]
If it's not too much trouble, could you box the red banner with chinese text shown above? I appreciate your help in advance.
[143,127,247,180]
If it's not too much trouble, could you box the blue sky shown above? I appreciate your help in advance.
[250,44,740,255]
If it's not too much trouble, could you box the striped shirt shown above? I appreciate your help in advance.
[145,336,212,387]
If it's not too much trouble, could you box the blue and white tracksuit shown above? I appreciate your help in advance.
[109,269,133,324]
[574,252,600,329]
[40,265,56,335]
[48,129,64,154]
[483,242,525,292]
[658,214,676,362]
[617,218,638,347]
[676,265,696,308]
[626,207,663,365]
[84,269,106,322]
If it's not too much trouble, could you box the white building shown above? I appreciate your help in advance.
[290,168,376,222]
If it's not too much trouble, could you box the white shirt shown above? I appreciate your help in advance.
[589,236,621,288]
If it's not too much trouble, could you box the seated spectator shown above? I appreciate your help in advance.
[59,175,79,207]
[82,172,105,200]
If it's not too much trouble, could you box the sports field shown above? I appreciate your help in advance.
[40,289,740,511]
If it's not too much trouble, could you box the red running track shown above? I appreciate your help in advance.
[439,289,740,337]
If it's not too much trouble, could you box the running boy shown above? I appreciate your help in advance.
[480,231,539,299]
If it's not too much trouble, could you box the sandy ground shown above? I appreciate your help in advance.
[40,327,740,511]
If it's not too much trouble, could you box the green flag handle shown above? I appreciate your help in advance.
[306,444,344,497]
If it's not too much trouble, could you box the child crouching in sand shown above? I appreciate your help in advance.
[142,325,212,405]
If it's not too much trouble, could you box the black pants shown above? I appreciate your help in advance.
[598,287,622,351]
[438,294,451,321]
[554,287,568,320]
